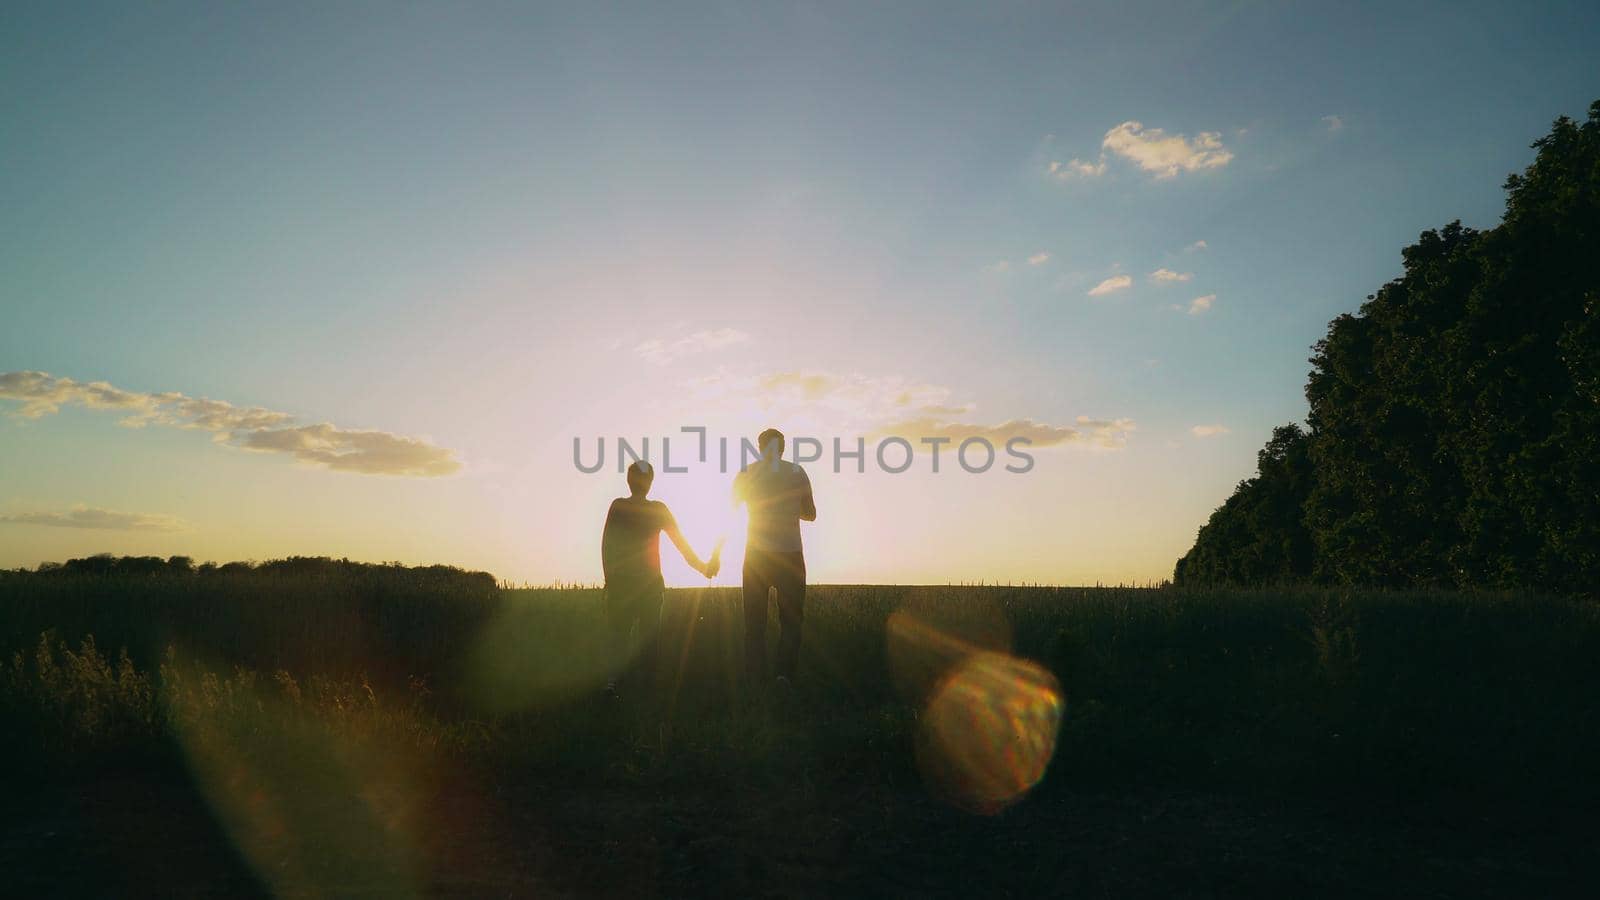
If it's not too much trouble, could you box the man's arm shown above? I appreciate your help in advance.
[798,469,816,522]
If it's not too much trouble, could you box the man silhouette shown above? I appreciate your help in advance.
[734,428,816,683]
[601,460,719,691]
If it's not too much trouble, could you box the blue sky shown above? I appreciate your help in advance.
[3,1,1598,583]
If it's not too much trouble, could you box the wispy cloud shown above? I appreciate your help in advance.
[1027,252,1051,266]
[1101,121,1233,178]
[872,415,1135,450]
[1191,424,1230,438]
[1048,157,1107,179]
[1185,240,1208,253]
[1,370,460,477]
[634,328,750,365]
[690,370,1134,452]
[1087,275,1133,297]
[1322,114,1344,132]
[1149,268,1193,283]
[233,424,460,476]
[984,259,1011,274]
[712,371,970,423]
[0,505,187,532]
[1185,294,1215,315]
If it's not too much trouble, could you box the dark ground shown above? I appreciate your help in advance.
[5,579,1598,897]
[6,769,1595,898]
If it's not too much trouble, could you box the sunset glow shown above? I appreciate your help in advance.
[4,4,1596,587]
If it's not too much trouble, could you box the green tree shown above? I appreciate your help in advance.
[1175,424,1314,585]
[1179,101,1600,592]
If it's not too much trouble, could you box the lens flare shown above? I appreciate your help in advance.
[916,652,1063,814]
[887,607,1063,814]
[886,604,1012,703]
[462,591,642,713]
[166,666,431,898]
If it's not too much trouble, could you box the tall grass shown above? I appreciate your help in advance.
[0,564,499,687]
[3,572,1598,810]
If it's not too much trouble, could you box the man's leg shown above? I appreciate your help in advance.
[743,554,771,681]
[773,552,807,679]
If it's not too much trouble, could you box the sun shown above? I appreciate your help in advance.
[651,464,748,587]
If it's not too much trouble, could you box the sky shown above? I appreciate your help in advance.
[3,1,1598,586]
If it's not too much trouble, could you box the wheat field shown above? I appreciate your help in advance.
[3,566,1597,896]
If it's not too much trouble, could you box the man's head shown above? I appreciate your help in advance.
[626,460,654,496]
[757,428,784,460]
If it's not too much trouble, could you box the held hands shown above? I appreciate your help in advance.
[701,538,726,580]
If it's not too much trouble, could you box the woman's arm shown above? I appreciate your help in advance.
[660,505,714,576]
[599,500,621,582]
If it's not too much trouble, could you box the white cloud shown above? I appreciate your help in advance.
[634,328,751,365]
[1,370,461,477]
[0,505,187,532]
[1048,158,1107,179]
[1101,121,1233,178]
[1322,114,1344,132]
[1087,275,1133,297]
[1186,294,1215,315]
[1027,252,1051,266]
[1191,424,1230,438]
[1149,268,1193,283]
[1185,240,1208,253]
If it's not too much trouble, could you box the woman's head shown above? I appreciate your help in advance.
[626,460,654,496]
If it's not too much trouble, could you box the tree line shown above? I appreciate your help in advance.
[1176,102,1600,592]
[15,553,498,592]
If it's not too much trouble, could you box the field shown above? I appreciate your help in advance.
[3,566,1598,897]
